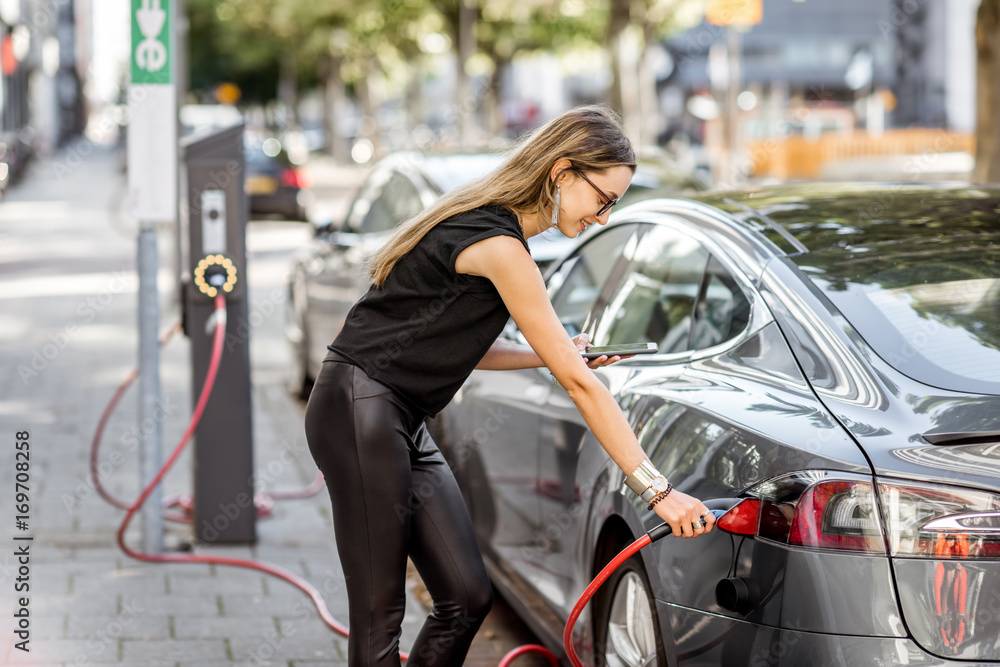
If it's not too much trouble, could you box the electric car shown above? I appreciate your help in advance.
[285,150,704,397]
[428,182,1000,666]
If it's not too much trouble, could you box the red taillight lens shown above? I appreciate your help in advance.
[716,498,760,535]
[728,472,1000,559]
[281,167,311,189]
[729,472,886,554]
[788,480,884,553]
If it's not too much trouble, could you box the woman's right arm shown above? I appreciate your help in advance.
[454,235,714,538]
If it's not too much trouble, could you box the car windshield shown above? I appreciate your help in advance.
[799,239,1000,395]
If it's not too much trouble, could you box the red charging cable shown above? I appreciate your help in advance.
[90,318,324,522]
[102,293,685,666]
[105,295,369,656]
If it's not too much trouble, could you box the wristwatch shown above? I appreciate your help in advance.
[624,460,670,503]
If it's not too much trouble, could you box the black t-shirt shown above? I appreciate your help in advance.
[328,204,530,417]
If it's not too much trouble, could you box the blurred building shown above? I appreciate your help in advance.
[0,0,86,180]
[660,0,979,182]
[663,0,978,139]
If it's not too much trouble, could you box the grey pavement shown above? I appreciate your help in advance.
[0,140,548,667]
[0,142,426,667]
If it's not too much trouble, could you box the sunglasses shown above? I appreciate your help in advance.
[572,169,620,217]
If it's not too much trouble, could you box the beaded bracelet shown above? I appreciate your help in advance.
[647,482,673,511]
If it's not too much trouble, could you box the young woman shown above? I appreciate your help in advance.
[304,105,716,667]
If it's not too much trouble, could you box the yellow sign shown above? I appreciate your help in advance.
[706,0,762,26]
[214,82,241,105]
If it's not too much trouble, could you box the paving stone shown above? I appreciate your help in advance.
[172,615,277,640]
[3,638,115,664]
[65,613,170,641]
[228,630,343,664]
[121,638,229,663]
[33,593,118,617]
[141,594,225,617]
[167,572,266,596]
[0,145,525,667]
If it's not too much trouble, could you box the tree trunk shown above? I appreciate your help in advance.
[356,59,379,156]
[405,60,423,141]
[456,0,477,145]
[322,54,349,161]
[484,53,508,137]
[607,0,630,114]
[974,0,1000,183]
[278,50,299,129]
[638,22,662,147]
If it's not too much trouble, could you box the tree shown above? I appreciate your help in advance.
[606,0,702,146]
[974,0,1000,183]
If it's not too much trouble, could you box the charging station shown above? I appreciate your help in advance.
[180,122,256,544]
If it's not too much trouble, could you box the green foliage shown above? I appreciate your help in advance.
[185,0,699,105]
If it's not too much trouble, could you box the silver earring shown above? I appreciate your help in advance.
[550,185,560,227]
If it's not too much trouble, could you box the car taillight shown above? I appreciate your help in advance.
[879,480,1000,559]
[281,167,311,189]
[715,472,1000,559]
[716,498,759,535]
[719,471,884,553]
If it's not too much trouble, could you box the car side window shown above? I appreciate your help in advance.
[547,225,638,337]
[343,168,391,233]
[360,172,424,235]
[592,225,709,354]
[689,255,751,350]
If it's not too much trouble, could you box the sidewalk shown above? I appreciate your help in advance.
[0,139,551,667]
[0,142,427,666]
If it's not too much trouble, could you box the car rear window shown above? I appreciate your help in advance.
[799,240,1000,395]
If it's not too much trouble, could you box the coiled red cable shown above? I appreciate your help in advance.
[108,295,371,656]
[90,318,324,522]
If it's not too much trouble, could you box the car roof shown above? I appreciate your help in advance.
[685,182,1000,258]
[373,151,505,194]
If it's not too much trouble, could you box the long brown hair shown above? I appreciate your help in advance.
[367,105,636,287]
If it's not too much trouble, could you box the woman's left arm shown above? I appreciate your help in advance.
[475,338,543,370]
[476,334,624,370]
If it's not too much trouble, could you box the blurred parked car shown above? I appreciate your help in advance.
[244,133,312,221]
[428,183,1000,665]
[285,150,704,397]
[0,131,33,194]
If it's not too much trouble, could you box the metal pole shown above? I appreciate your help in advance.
[137,224,163,554]
[173,0,186,309]
[726,25,742,186]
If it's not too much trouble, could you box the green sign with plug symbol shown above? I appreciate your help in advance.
[131,0,171,84]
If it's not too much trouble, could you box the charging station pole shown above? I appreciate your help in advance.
[128,0,177,554]
[181,123,256,544]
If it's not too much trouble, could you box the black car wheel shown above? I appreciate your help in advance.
[594,556,667,667]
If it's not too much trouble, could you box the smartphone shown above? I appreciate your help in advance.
[581,342,658,360]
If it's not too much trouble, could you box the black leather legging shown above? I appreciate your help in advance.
[304,350,493,667]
